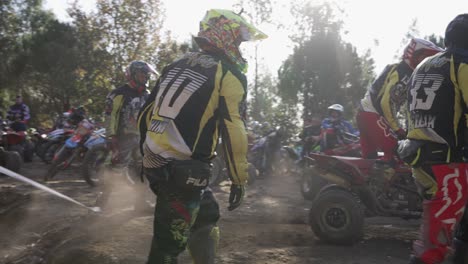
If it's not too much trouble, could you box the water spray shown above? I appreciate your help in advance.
[0,166,101,213]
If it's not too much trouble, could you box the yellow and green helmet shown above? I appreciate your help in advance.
[195,9,268,72]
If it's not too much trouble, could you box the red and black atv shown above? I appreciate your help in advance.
[300,131,361,200]
[306,153,421,244]
[0,120,34,162]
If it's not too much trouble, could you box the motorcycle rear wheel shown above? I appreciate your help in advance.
[309,188,364,245]
[44,146,69,182]
[41,141,62,164]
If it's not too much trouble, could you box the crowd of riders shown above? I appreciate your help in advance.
[297,15,468,264]
[1,9,467,264]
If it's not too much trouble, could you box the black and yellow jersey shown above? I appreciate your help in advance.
[368,61,413,132]
[105,84,149,137]
[138,51,249,185]
[407,49,468,152]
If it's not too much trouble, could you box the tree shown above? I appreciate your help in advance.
[0,0,55,93]
[277,1,374,124]
[394,18,420,61]
[234,0,275,121]
[21,20,86,122]
[91,0,165,85]
[426,34,445,48]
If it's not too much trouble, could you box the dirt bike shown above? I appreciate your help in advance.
[307,152,421,245]
[81,128,109,187]
[300,130,361,200]
[247,127,289,179]
[44,118,95,182]
[36,128,75,164]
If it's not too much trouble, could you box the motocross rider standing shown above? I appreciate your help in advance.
[356,38,442,177]
[399,14,468,264]
[138,9,267,264]
[105,60,158,167]
[99,60,158,209]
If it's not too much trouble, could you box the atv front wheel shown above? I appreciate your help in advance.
[309,188,364,244]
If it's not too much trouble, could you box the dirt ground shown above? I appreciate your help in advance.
[0,157,423,264]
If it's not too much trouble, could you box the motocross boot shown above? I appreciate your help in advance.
[187,224,220,264]
[453,238,468,264]
[408,255,426,264]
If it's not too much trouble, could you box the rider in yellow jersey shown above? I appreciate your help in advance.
[106,61,158,166]
[399,14,468,264]
[138,9,267,264]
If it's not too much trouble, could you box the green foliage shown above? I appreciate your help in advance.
[1,0,445,133]
[426,34,445,48]
[394,18,420,61]
[233,0,275,121]
[156,31,194,70]
[91,0,164,85]
[277,1,374,123]
[246,71,300,141]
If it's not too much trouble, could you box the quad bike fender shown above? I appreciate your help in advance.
[314,169,351,188]
[309,153,370,185]
[316,183,350,198]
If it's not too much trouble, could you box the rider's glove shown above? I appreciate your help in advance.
[396,128,406,140]
[228,184,245,211]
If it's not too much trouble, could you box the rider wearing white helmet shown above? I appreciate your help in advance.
[320,104,359,151]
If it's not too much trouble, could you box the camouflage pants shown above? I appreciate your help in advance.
[145,167,220,264]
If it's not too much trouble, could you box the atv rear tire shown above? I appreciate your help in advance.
[9,145,24,161]
[309,188,364,245]
[5,151,22,173]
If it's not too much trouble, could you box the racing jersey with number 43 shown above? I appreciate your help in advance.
[407,50,468,149]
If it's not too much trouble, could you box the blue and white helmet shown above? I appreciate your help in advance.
[327,104,344,113]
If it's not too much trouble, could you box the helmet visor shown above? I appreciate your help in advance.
[201,9,268,42]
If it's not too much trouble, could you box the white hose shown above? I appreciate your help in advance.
[0,166,101,213]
